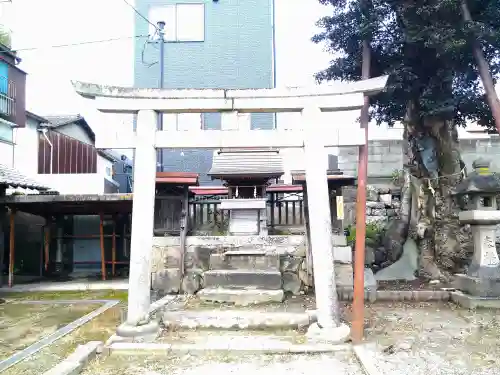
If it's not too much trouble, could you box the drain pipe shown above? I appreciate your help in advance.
[39,128,53,174]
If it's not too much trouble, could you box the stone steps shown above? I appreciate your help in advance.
[203,269,282,290]
[161,309,311,330]
[197,287,284,305]
[209,252,280,271]
[198,250,285,305]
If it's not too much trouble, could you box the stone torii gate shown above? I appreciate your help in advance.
[73,76,388,341]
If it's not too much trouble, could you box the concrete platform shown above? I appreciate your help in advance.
[161,309,312,330]
[204,270,282,290]
[451,290,500,309]
[197,287,284,305]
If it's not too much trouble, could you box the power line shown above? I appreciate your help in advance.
[120,0,158,31]
[6,35,148,53]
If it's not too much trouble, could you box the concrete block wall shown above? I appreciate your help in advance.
[338,136,500,178]
[338,140,404,179]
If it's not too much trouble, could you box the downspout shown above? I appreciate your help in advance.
[39,128,53,174]
[272,0,277,129]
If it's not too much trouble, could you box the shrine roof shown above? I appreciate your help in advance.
[208,149,284,179]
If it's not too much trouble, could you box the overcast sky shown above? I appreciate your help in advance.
[0,0,454,143]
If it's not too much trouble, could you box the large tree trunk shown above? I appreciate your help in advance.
[383,101,473,281]
[406,101,473,280]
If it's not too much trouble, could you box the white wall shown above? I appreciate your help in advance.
[0,141,13,167]
[35,173,104,194]
[13,116,39,178]
[97,154,116,185]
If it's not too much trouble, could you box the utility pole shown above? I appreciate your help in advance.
[157,21,165,172]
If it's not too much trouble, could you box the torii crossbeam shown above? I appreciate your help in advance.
[72,75,388,342]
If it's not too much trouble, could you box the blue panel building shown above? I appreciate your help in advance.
[133,0,275,184]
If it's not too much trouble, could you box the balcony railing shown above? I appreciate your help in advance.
[0,76,15,117]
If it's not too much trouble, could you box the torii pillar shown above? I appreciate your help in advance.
[115,109,160,339]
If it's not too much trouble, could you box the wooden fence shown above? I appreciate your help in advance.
[188,194,304,232]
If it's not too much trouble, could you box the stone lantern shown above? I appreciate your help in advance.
[451,158,500,308]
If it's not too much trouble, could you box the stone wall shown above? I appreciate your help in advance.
[343,186,402,228]
[150,235,311,295]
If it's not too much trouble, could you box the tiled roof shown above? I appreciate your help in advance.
[208,149,284,178]
[42,114,96,143]
[43,115,83,126]
[0,164,49,190]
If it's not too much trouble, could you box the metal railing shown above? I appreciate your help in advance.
[0,76,15,117]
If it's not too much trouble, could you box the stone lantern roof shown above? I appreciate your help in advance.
[452,159,500,197]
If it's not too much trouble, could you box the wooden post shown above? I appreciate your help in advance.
[44,221,50,271]
[180,186,189,278]
[99,213,106,281]
[112,216,117,277]
[8,209,16,287]
[270,192,275,229]
[302,185,313,275]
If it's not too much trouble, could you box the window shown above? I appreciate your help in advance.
[162,113,203,131]
[105,166,111,177]
[148,4,205,42]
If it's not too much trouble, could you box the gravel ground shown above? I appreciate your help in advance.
[363,302,500,375]
[81,352,363,375]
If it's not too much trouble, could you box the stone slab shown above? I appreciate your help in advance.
[42,341,102,375]
[204,269,282,290]
[451,290,500,309]
[454,273,500,298]
[332,235,348,246]
[197,287,284,305]
[335,265,377,302]
[151,268,181,293]
[374,238,418,281]
[376,290,450,302]
[161,310,311,329]
[333,246,352,264]
[209,253,280,271]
